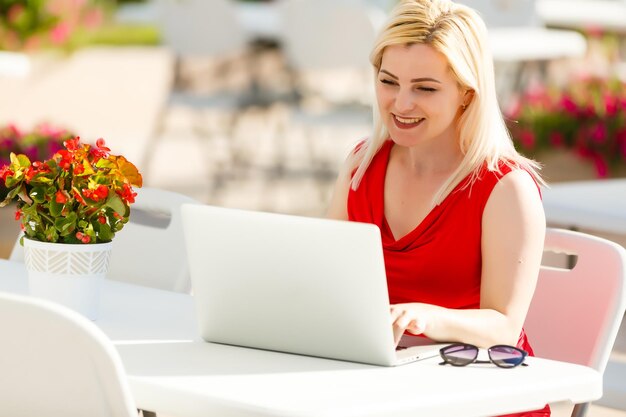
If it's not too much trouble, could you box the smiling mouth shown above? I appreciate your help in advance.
[393,114,425,129]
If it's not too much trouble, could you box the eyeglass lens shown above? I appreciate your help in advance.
[440,344,478,366]
[488,345,526,368]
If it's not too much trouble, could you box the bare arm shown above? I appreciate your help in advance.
[391,169,546,347]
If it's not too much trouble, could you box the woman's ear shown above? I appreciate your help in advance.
[463,89,475,108]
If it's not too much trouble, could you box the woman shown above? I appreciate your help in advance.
[327,1,548,415]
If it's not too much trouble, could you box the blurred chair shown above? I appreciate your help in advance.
[0,292,137,417]
[277,0,383,178]
[456,0,587,103]
[147,0,254,175]
[525,228,626,417]
[9,188,199,293]
[106,187,200,293]
[11,188,200,292]
[8,234,23,262]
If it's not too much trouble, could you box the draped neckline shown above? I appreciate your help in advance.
[379,141,473,247]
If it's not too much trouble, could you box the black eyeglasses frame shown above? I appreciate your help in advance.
[439,343,529,369]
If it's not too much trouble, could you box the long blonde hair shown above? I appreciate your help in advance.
[351,0,543,205]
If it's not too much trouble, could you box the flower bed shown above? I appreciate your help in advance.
[505,76,626,178]
[0,123,75,200]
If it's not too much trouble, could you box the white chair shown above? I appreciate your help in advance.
[0,292,137,417]
[524,228,626,417]
[277,1,382,180]
[106,187,200,293]
[147,0,253,176]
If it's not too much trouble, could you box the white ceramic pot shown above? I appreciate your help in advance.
[22,238,113,320]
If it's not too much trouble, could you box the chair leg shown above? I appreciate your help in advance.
[570,402,589,417]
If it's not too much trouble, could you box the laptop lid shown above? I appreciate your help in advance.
[181,204,437,366]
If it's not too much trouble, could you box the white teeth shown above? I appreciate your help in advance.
[395,115,424,124]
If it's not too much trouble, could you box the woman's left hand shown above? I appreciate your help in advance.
[390,303,430,346]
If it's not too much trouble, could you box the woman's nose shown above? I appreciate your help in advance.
[394,89,415,114]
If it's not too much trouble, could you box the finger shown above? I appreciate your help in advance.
[389,305,402,322]
[405,318,426,335]
[393,324,405,346]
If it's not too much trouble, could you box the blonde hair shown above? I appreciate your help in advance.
[351,0,543,205]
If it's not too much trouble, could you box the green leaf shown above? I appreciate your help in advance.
[29,186,46,203]
[106,193,127,216]
[54,211,77,235]
[49,200,63,217]
[95,222,113,241]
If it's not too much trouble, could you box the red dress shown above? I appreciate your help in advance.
[347,140,550,417]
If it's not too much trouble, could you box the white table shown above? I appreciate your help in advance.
[542,179,626,235]
[0,259,602,417]
[0,51,30,78]
[537,0,626,34]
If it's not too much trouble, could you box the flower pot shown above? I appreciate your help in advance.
[23,238,113,320]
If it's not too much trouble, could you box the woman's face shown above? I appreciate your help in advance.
[375,43,467,148]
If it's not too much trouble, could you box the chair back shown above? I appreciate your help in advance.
[0,292,136,417]
[280,1,385,106]
[156,0,247,58]
[456,0,538,27]
[281,1,383,72]
[106,187,199,293]
[525,228,626,373]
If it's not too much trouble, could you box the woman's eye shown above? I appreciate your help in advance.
[380,79,396,85]
[417,87,437,92]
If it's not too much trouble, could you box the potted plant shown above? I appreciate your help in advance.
[0,135,142,319]
[505,76,626,179]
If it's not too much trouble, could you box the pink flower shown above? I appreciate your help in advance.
[519,130,536,149]
[50,22,71,45]
[592,155,609,178]
[604,94,619,117]
[559,95,579,116]
[590,123,607,144]
[549,132,565,147]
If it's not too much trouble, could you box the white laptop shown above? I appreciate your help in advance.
[181,204,445,366]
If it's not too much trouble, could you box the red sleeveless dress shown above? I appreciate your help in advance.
[347,140,550,417]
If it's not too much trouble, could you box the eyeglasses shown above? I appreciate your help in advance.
[439,343,528,368]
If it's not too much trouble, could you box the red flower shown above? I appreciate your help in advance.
[73,164,85,175]
[72,188,87,206]
[24,166,36,183]
[14,209,22,221]
[76,231,90,243]
[83,185,109,202]
[98,215,106,224]
[90,138,111,161]
[0,166,13,182]
[117,183,137,204]
[56,150,73,171]
[55,190,68,204]
[64,137,80,151]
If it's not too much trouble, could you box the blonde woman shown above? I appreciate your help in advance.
[327,1,548,415]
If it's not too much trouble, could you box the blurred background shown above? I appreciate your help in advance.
[0,0,625,414]
[1,0,625,222]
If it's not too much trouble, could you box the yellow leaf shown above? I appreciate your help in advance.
[116,156,143,187]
